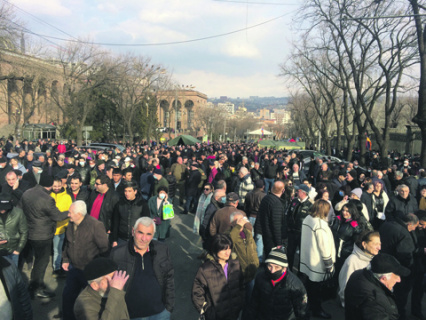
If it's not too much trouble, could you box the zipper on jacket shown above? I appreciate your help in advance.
[142,255,144,270]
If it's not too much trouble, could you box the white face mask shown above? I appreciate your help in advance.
[90,164,95,168]
[0,165,4,169]
[159,193,166,200]
[38,169,43,174]
[79,162,85,166]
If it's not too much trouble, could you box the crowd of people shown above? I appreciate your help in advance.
[0,136,425,320]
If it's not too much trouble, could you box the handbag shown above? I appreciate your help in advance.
[320,270,337,301]
[163,202,175,220]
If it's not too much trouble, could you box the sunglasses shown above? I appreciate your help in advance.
[204,188,211,191]
[95,182,103,186]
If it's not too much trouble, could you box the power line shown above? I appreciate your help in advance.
[213,0,299,5]
[17,12,292,47]
[1,0,78,40]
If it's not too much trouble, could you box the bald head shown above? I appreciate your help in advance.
[271,181,285,196]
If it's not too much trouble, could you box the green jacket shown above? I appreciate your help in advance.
[152,177,169,196]
[148,196,171,240]
[226,223,259,283]
[0,207,28,254]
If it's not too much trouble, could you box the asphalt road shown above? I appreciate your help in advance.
[23,202,426,320]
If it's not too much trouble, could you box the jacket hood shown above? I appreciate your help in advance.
[351,243,374,262]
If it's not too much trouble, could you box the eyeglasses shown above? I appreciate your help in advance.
[95,182,103,186]
[204,188,211,191]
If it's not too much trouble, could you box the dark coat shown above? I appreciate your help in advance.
[76,166,90,185]
[186,169,201,197]
[22,170,50,189]
[330,215,363,262]
[110,239,175,312]
[245,269,309,320]
[0,256,32,320]
[88,188,120,232]
[345,269,399,320]
[20,184,69,241]
[379,219,416,268]
[192,258,244,320]
[264,162,279,179]
[165,174,176,199]
[384,194,418,221]
[1,181,29,207]
[209,205,248,237]
[361,192,374,221]
[0,206,27,255]
[287,197,313,234]
[147,196,171,239]
[111,194,150,242]
[0,165,13,185]
[67,187,90,204]
[244,188,267,218]
[62,215,109,270]
[200,199,223,242]
[259,193,287,256]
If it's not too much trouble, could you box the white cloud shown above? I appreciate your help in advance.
[12,0,71,16]
[221,42,260,58]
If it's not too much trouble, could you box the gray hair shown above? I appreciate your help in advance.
[133,216,156,234]
[239,167,249,175]
[71,200,87,216]
[395,171,404,179]
[230,211,244,223]
[396,184,409,192]
[367,265,392,280]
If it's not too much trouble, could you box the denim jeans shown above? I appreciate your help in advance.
[53,233,65,271]
[184,196,195,213]
[254,234,264,263]
[6,253,19,266]
[130,308,170,320]
[248,217,256,230]
[264,178,275,193]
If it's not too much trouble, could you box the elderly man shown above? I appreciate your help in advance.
[245,247,308,320]
[237,167,254,209]
[110,217,175,320]
[287,184,314,271]
[21,174,68,298]
[345,253,410,320]
[22,160,48,188]
[209,192,250,237]
[291,163,307,187]
[1,170,28,206]
[385,184,418,221]
[62,200,109,320]
[74,258,129,320]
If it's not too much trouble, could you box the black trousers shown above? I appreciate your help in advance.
[29,239,52,289]
[62,266,87,320]
[306,278,323,313]
[287,231,300,272]
[394,274,413,318]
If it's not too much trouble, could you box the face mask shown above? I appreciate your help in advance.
[159,193,166,200]
[90,164,95,168]
[354,165,358,168]
[79,162,85,166]
[0,165,4,169]
[38,169,43,174]
[221,196,227,204]
[339,191,344,197]
[153,175,157,180]
[251,165,254,168]
[367,169,371,172]
[269,270,284,281]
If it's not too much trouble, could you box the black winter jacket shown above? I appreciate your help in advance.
[330,215,363,261]
[345,269,399,320]
[165,175,176,199]
[379,218,416,268]
[110,239,175,312]
[76,166,90,185]
[200,199,224,243]
[192,258,244,320]
[111,194,150,242]
[88,188,120,232]
[264,162,279,179]
[245,269,309,320]
[259,194,287,256]
[0,256,32,319]
[67,187,90,204]
[385,194,418,221]
[186,169,201,197]
[20,184,68,240]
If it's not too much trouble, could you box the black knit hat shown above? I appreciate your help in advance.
[39,174,54,188]
[84,258,118,281]
[265,246,288,268]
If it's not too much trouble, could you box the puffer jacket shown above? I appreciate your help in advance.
[244,188,266,218]
[345,269,399,320]
[259,194,287,256]
[110,238,175,312]
[384,194,418,221]
[237,174,254,204]
[50,188,72,236]
[111,193,150,242]
[192,258,244,320]
[0,256,32,319]
[0,207,27,254]
[165,174,176,199]
[20,184,69,240]
[330,215,363,261]
[245,269,309,320]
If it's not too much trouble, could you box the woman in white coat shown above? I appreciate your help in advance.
[300,199,336,319]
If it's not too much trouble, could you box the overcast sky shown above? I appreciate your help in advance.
[11,0,301,98]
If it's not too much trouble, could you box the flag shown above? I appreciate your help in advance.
[261,127,264,137]
[366,135,372,151]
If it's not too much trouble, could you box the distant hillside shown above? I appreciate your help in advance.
[208,96,289,111]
